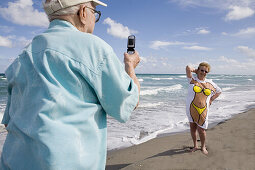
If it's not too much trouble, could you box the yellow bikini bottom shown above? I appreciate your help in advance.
[192,102,206,115]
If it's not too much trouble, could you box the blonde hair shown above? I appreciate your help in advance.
[198,62,211,73]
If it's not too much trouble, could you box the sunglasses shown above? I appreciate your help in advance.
[199,69,208,73]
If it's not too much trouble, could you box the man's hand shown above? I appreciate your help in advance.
[123,51,140,109]
[124,51,140,69]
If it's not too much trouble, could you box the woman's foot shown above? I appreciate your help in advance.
[190,147,198,152]
[201,147,208,155]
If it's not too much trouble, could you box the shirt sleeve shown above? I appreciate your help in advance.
[211,80,222,94]
[90,51,139,123]
[1,85,12,125]
[187,76,193,84]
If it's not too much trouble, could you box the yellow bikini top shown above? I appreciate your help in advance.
[193,85,211,96]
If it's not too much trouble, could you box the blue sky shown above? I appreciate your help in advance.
[1,0,255,75]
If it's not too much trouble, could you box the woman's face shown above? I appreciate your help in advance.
[197,66,209,80]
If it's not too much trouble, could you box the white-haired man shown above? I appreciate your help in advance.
[0,0,140,169]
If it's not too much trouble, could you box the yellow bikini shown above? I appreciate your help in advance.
[193,85,211,96]
[189,79,216,127]
[192,85,210,115]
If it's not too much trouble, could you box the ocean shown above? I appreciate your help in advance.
[1,74,255,151]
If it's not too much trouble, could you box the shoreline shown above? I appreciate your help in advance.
[106,108,250,154]
[106,108,255,170]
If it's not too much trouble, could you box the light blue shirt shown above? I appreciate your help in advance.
[1,20,138,170]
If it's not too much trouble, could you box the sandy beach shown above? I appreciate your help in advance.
[106,108,255,170]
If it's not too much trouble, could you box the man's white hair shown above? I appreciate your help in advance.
[43,0,84,20]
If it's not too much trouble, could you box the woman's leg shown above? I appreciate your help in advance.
[197,126,208,154]
[190,122,198,151]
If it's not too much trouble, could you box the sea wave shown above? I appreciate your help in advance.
[178,75,186,78]
[152,78,173,80]
[139,102,164,108]
[140,84,183,96]
[222,87,234,92]
[122,120,189,146]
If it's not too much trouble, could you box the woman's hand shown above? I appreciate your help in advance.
[210,92,221,106]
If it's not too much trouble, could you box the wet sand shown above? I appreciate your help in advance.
[106,108,255,170]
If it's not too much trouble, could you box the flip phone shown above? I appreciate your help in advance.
[127,35,135,54]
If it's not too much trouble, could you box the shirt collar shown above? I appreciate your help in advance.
[195,75,206,83]
[48,19,78,31]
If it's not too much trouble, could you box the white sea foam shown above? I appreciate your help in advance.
[138,79,144,82]
[152,78,161,80]
[178,75,186,78]
[152,78,173,80]
[222,87,234,91]
[0,104,5,122]
[139,102,164,108]
[119,120,190,147]
[140,89,158,96]
[248,79,253,81]
[129,129,166,145]
[140,84,183,96]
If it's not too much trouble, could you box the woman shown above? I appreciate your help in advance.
[186,62,221,154]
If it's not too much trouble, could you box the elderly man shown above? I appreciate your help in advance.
[0,0,140,169]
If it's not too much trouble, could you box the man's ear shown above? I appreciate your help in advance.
[78,5,87,25]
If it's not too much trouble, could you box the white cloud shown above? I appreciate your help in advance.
[140,56,148,63]
[197,29,210,34]
[178,28,210,36]
[15,36,31,47]
[183,46,212,51]
[234,27,255,36]
[0,0,49,27]
[103,17,138,39]
[170,0,255,21]
[214,56,255,74]
[150,41,187,50]
[0,36,12,47]
[219,56,239,64]
[225,6,254,21]
[237,46,255,57]
[222,32,228,35]
[170,0,255,10]
[136,54,255,75]
[136,55,175,74]
[0,35,31,48]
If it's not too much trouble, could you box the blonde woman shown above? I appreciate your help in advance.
[186,62,221,154]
